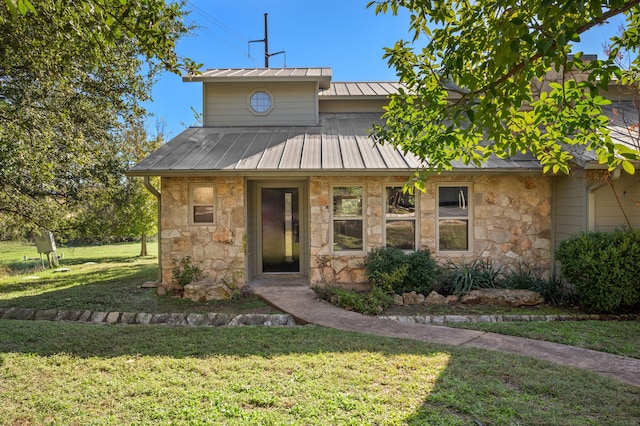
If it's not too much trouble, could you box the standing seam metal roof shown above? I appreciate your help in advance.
[128,113,542,176]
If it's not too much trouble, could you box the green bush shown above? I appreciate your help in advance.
[365,247,439,295]
[172,256,204,287]
[405,249,439,294]
[556,229,640,313]
[501,265,575,305]
[442,259,503,296]
[366,247,406,293]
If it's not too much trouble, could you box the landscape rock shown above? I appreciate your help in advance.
[424,291,448,305]
[120,312,137,324]
[183,279,234,302]
[135,313,153,324]
[402,291,425,305]
[186,313,206,326]
[67,310,85,321]
[78,310,93,322]
[167,313,188,325]
[35,309,58,321]
[4,307,36,320]
[460,288,545,307]
[150,313,169,324]
[446,295,459,304]
[207,313,232,326]
[106,312,121,324]
[393,294,404,305]
[90,311,108,323]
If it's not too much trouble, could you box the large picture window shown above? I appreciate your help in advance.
[438,185,470,251]
[191,184,215,224]
[385,186,416,250]
[332,186,363,251]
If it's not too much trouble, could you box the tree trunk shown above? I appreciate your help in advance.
[140,231,148,257]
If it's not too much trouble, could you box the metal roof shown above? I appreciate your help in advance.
[319,81,463,98]
[319,82,402,98]
[183,68,332,89]
[562,101,640,167]
[129,113,542,177]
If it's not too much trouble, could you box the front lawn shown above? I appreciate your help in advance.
[1,321,638,425]
[0,240,638,359]
[0,241,277,315]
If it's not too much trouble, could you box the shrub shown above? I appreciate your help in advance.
[501,265,575,305]
[172,256,204,287]
[442,259,503,296]
[556,229,640,312]
[405,249,439,294]
[366,246,406,293]
[313,285,393,315]
[365,247,439,295]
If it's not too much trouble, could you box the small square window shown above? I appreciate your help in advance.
[191,184,215,224]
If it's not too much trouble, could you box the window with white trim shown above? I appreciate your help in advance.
[385,186,416,250]
[437,185,470,251]
[332,186,364,251]
[191,184,215,224]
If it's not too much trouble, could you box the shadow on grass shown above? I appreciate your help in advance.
[1,321,638,424]
[0,262,276,314]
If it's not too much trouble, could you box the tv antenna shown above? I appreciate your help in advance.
[249,13,286,67]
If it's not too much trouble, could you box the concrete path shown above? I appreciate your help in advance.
[253,285,640,387]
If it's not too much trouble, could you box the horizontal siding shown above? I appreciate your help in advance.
[594,174,640,231]
[205,82,317,126]
[553,175,587,246]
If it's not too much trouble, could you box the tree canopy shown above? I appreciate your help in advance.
[0,0,195,236]
[369,0,640,186]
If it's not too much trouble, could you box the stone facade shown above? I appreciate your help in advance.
[308,173,552,289]
[160,176,246,289]
[159,173,552,290]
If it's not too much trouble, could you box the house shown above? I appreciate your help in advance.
[128,67,639,291]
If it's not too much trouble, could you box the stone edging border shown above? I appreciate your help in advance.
[2,307,638,327]
[0,307,297,327]
[378,313,640,324]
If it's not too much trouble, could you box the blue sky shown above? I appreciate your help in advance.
[145,1,626,138]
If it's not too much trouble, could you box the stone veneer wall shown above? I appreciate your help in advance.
[160,176,246,289]
[309,174,552,289]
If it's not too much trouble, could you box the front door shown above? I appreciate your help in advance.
[260,187,300,273]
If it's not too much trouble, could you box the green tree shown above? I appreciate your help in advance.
[0,0,195,235]
[369,0,640,188]
[69,123,162,254]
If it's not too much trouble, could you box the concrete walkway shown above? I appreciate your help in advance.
[253,285,640,387]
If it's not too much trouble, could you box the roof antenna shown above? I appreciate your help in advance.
[248,13,286,67]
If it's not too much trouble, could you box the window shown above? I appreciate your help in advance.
[332,186,363,251]
[191,184,214,224]
[438,185,470,251]
[385,186,416,250]
[248,90,273,114]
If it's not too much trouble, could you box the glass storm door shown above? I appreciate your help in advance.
[261,187,300,273]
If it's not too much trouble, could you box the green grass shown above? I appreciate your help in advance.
[1,321,639,425]
[447,320,640,359]
[1,241,639,359]
[0,241,639,423]
[0,241,276,315]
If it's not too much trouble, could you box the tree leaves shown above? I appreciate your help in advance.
[0,1,192,233]
[369,0,640,177]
